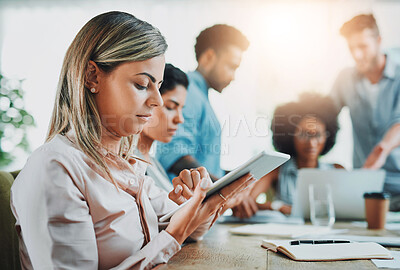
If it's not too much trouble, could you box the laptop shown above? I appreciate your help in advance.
[291,169,385,220]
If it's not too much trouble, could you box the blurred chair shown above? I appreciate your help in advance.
[0,170,21,270]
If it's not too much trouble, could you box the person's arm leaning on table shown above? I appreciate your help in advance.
[363,123,400,169]
[230,168,280,218]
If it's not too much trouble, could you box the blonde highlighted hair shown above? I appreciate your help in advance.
[47,11,167,185]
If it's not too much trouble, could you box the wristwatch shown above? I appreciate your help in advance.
[271,200,284,211]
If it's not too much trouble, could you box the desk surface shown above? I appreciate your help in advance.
[159,222,400,270]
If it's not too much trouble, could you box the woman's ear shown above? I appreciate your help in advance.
[85,60,101,92]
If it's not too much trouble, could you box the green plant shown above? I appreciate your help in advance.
[0,73,35,167]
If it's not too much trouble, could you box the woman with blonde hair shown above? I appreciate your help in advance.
[10,11,254,269]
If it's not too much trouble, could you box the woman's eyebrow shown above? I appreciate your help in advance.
[135,72,156,83]
[167,99,179,106]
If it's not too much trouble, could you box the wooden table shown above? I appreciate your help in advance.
[159,222,400,270]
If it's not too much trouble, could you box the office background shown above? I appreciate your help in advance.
[1,0,400,171]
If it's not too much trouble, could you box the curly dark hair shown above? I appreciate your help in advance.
[159,63,188,95]
[194,24,249,61]
[271,93,340,157]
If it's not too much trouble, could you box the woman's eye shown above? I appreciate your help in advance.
[165,106,174,111]
[135,83,148,90]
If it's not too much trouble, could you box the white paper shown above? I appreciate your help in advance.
[387,212,400,223]
[372,251,400,268]
[219,210,305,225]
[321,234,400,247]
[229,223,345,238]
[385,223,400,230]
[351,221,400,230]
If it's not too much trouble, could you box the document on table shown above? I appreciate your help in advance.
[372,251,400,268]
[218,210,304,225]
[229,223,347,238]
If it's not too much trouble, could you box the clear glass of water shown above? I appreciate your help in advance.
[309,184,335,227]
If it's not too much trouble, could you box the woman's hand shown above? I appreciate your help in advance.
[166,172,255,245]
[168,167,210,205]
[256,201,292,215]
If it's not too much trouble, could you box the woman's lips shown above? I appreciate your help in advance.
[136,114,152,122]
[167,128,177,135]
[304,148,318,154]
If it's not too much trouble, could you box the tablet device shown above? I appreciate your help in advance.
[159,150,290,222]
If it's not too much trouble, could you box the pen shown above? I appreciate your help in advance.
[290,240,351,245]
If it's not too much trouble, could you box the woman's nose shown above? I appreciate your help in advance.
[148,89,163,107]
[175,109,184,124]
[307,137,319,147]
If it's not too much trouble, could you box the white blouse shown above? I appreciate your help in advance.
[10,133,210,269]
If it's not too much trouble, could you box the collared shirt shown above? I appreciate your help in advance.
[156,71,224,180]
[10,133,210,270]
[330,55,400,194]
[276,159,334,205]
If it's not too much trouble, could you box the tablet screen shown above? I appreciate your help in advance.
[160,150,290,222]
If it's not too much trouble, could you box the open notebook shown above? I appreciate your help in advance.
[262,239,393,261]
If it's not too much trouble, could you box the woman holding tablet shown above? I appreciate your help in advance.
[233,93,343,217]
[10,12,253,269]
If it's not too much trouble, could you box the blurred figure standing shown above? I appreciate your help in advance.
[331,14,400,197]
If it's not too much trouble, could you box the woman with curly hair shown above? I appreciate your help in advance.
[233,93,343,218]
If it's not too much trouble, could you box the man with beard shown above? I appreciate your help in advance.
[156,24,249,181]
[331,14,400,198]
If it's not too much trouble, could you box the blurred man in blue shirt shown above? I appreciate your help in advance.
[330,14,400,196]
[157,24,249,180]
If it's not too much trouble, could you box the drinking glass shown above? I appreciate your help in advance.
[309,184,335,227]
